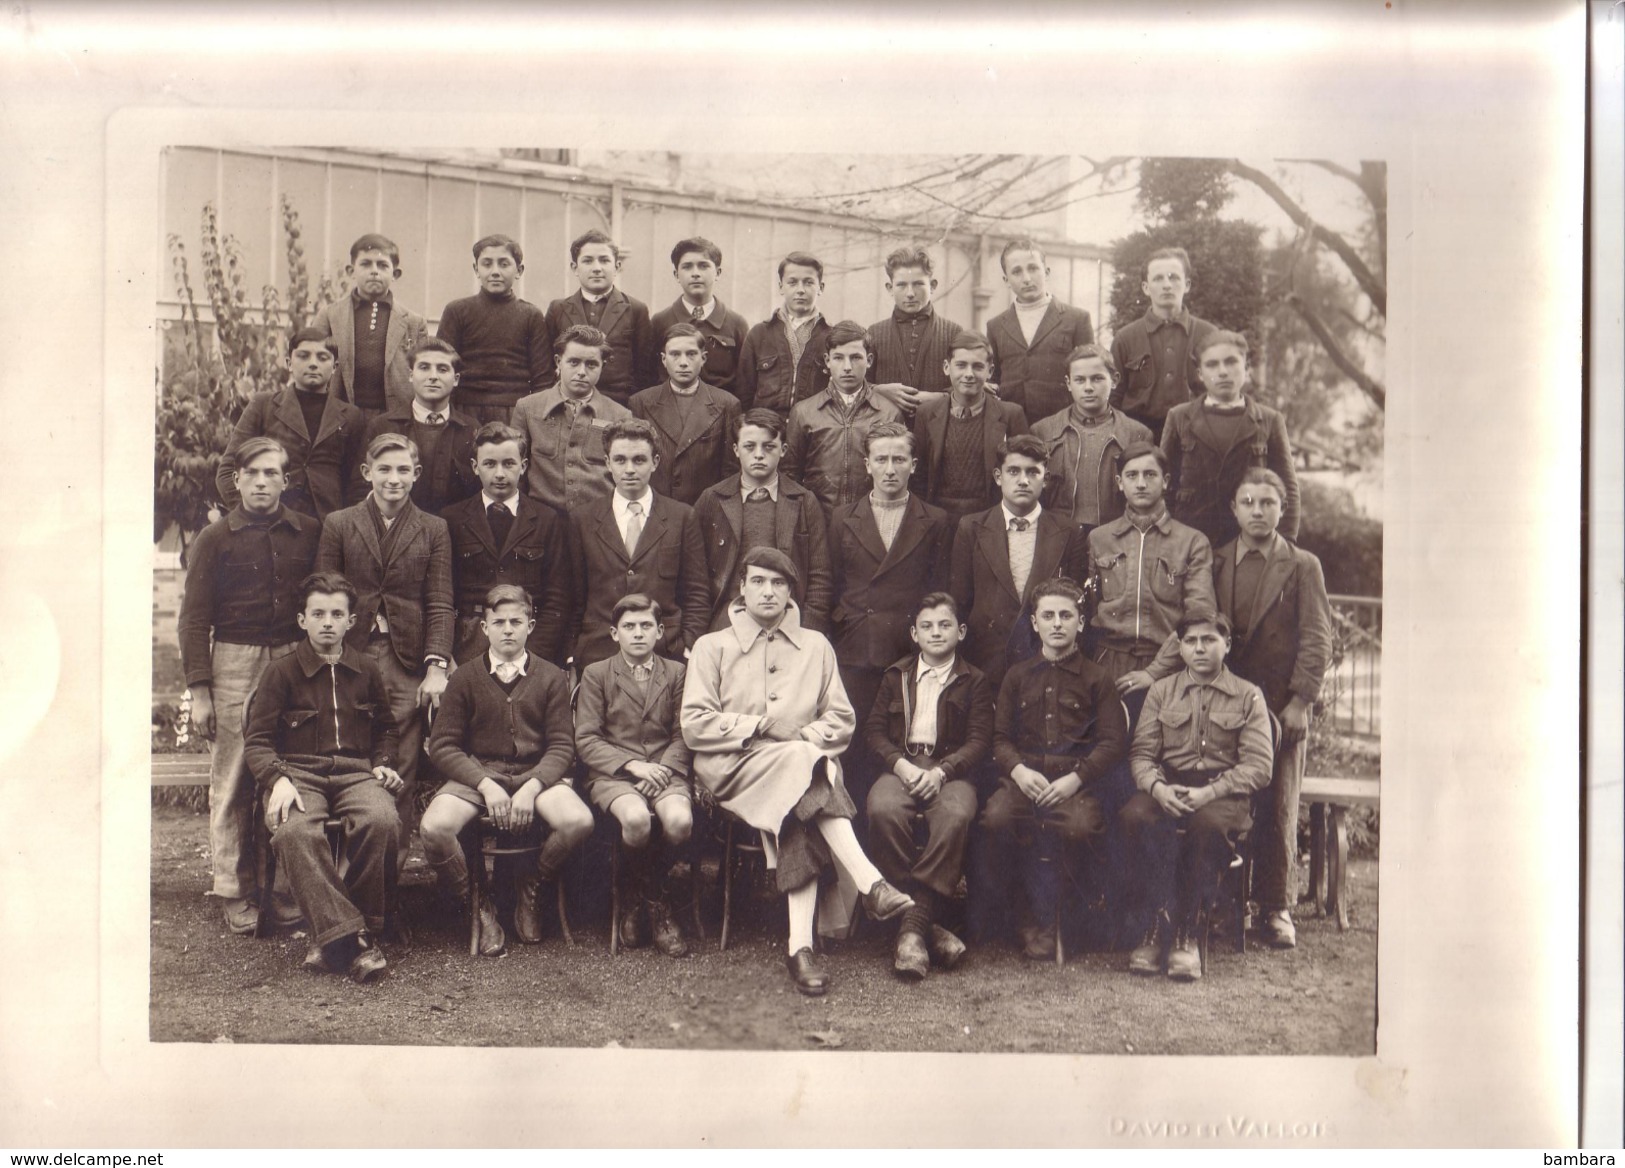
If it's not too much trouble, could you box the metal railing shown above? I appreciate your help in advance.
[1321,595,1381,741]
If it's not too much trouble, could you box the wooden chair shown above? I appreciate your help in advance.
[1193,709,1283,973]
[459,817,574,955]
[608,828,706,955]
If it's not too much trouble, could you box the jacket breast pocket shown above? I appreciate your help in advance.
[1203,709,1247,756]
[1119,335,1154,390]
[1156,705,1194,752]
[755,354,780,374]
[581,424,608,465]
[513,545,548,582]
[656,543,681,580]
[282,708,319,731]
[1151,556,1187,604]
[1093,552,1129,604]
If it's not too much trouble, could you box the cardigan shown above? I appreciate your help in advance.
[427,652,576,790]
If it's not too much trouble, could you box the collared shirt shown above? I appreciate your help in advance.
[481,492,520,516]
[1002,501,1042,597]
[411,399,450,425]
[785,382,902,511]
[777,307,824,371]
[176,505,322,685]
[687,299,716,322]
[489,649,529,684]
[619,653,654,683]
[990,646,1125,784]
[908,655,955,748]
[1087,507,1216,669]
[739,475,780,502]
[581,288,610,305]
[1231,533,1277,638]
[612,488,655,549]
[948,393,986,420]
[1051,406,1118,524]
[1129,666,1272,800]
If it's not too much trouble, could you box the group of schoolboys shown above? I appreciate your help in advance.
[181,226,1329,991]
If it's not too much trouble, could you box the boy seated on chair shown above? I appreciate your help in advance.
[982,576,1127,960]
[575,593,694,958]
[240,571,403,983]
[1120,613,1273,982]
[862,591,993,980]
[422,585,589,955]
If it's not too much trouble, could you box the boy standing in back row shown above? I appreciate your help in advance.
[1108,246,1218,444]
[737,252,832,417]
[985,238,1095,425]
[543,229,655,408]
[437,234,552,426]
[311,233,429,421]
[647,237,750,395]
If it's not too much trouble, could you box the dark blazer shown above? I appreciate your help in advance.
[863,653,995,790]
[1213,535,1333,713]
[217,387,367,520]
[647,298,750,395]
[574,653,692,784]
[310,294,429,415]
[948,504,1091,689]
[569,493,711,668]
[986,299,1095,424]
[827,494,954,670]
[542,287,655,406]
[911,391,1030,510]
[736,313,832,416]
[440,491,574,667]
[628,380,742,506]
[315,499,456,671]
[358,406,481,515]
[691,474,832,633]
[1161,396,1300,548]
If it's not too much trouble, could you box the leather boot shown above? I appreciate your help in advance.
[432,853,506,956]
[1166,911,1202,981]
[1130,910,1172,975]
[646,897,688,958]
[513,866,545,945]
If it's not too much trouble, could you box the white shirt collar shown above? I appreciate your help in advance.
[612,488,655,524]
[581,288,610,304]
[1001,502,1043,528]
[481,492,520,515]
[915,655,956,682]
[685,298,716,321]
[487,650,529,677]
[412,399,451,423]
[740,475,780,501]
[1236,532,1279,562]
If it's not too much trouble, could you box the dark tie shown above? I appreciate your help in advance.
[426,411,445,426]
[1009,516,1031,532]
[745,487,771,502]
[691,304,706,322]
[488,502,514,550]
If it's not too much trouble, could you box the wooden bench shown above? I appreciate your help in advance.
[1300,775,1380,931]
[152,753,212,787]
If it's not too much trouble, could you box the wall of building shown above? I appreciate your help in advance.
[158,145,1112,362]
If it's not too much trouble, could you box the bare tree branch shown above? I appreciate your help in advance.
[1224,159,1387,316]
[1287,293,1386,409]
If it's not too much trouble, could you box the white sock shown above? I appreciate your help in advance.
[786,881,818,954]
[814,815,883,892]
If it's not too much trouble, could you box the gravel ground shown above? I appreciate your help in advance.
[150,803,1377,1054]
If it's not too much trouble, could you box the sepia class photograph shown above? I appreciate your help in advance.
[148,143,1385,1056]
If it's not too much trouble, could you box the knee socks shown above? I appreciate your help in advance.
[786,881,818,955]
[813,815,883,892]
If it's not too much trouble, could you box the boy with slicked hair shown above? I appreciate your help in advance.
[542,228,655,408]
[436,233,552,426]
[311,232,429,421]
[647,236,750,395]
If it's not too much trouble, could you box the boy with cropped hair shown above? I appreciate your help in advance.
[783,320,905,512]
[359,337,481,515]
[863,591,992,979]
[911,329,1030,521]
[217,328,368,521]
[576,593,695,958]
[311,232,429,421]
[511,323,634,513]
[737,251,833,416]
[241,570,403,982]
[542,228,655,408]
[647,236,750,394]
[1160,329,1300,550]
[436,233,552,426]
[1030,343,1153,526]
[423,585,587,954]
[629,321,742,505]
[1108,246,1218,443]
[982,576,1127,960]
[1122,612,1273,981]
[985,237,1096,424]
[179,435,321,934]
[868,244,968,417]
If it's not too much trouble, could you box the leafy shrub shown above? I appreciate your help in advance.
[1296,479,1382,597]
